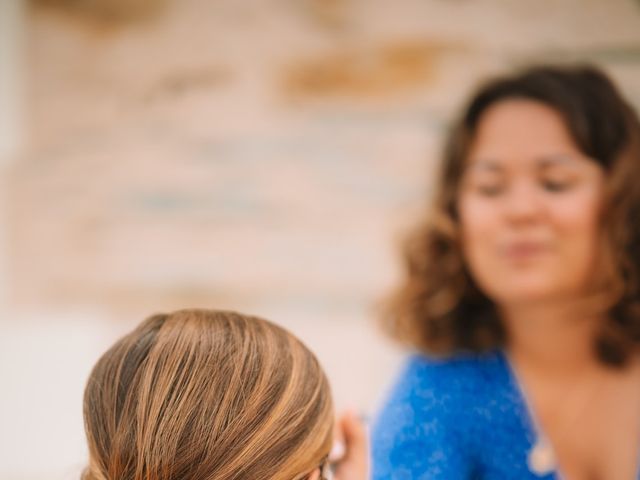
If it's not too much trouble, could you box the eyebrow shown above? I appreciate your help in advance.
[465,160,502,172]
[536,155,576,168]
[467,154,577,172]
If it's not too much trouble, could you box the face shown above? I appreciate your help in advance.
[457,99,606,307]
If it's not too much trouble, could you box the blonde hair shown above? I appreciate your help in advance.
[82,309,334,480]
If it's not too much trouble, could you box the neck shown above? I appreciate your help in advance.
[500,298,604,378]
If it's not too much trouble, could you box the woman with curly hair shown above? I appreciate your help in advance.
[372,65,640,479]
[82,309,368,480]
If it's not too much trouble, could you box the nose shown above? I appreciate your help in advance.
[503,180,544,225]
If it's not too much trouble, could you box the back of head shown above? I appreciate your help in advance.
[82,309,333,480]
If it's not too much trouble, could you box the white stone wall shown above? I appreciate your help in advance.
[12,0,640,316]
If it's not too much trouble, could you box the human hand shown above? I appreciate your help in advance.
[329,410,369,480]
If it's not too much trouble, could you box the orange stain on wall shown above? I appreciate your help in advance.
[283,41,463,100]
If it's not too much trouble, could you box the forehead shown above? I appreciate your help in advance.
[467,99,585,166]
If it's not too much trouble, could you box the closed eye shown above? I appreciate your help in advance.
[476,184,505,196]
[541,179,573,192]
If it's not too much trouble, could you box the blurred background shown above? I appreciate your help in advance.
[1,0,640,478]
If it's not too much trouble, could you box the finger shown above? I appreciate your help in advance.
[332,410,368,480]
[329,415,347,462]
[339,410,368,463]
[329,438,346,462]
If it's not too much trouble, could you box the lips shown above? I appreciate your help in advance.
[502,242,548,259]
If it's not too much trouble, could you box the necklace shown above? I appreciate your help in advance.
[528,437,556,475]
[503,350,607,477]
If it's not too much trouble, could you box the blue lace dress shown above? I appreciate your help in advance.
[370,350,638,479]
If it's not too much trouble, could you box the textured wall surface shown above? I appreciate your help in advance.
[2,0,640,478]
[10,0,640,315]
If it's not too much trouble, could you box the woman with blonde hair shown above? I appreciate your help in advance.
[82,308,367,480]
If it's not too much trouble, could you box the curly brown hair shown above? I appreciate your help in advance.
[382,64,640,366]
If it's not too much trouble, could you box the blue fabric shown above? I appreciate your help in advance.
[371,350,557,480]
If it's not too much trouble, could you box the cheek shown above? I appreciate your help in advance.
[458,197,499,246]
[458,198,500,271]
[554,206,600,234]
[550,195,603,273]
[550,184,602,239]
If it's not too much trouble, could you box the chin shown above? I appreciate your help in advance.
[483,280,564,305]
